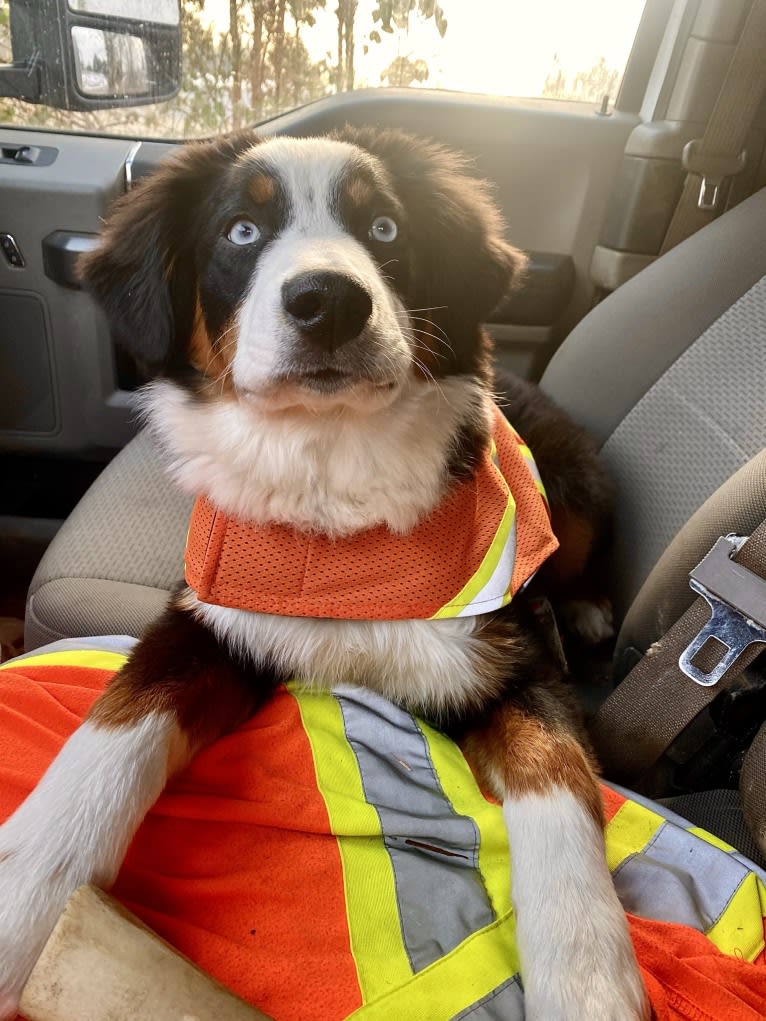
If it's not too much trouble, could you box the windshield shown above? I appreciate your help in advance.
[0,0,646,138]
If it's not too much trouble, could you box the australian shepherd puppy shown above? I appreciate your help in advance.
[0,128,647,1020]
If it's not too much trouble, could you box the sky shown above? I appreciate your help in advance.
[200,0,647,99]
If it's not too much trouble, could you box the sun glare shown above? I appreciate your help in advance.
[201,0,646,101]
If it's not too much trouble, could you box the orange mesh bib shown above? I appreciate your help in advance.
[184,405,558,620]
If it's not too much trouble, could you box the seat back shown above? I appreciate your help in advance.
[541,186,766,632]
[25,430,192,649]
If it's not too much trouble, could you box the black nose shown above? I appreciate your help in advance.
[281,271,373,351]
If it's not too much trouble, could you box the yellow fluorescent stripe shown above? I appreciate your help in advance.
[519,444,549,501]
[291,687,413,1003]
[705,874,766,961]
[347,910,519,1021]
[687,826,736,853]
[430,491,517,619]
[419,721,510,918]
[0,650,128,674]
[604,799,665,873]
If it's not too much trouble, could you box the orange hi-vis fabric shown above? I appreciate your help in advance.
[2,640,766,1021]
[184,404,558,620]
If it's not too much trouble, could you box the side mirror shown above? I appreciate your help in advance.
[1,0,181,110]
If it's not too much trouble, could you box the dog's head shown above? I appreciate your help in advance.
[81,128,524,414]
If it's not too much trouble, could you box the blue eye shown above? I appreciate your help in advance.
[369,215,398,243]
[227,219,260,246]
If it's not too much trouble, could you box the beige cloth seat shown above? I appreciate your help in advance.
[25,430,192,649]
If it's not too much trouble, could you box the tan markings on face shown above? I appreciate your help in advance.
[345,172,375,209]
[248,173,277,205]
[188,297,237,394]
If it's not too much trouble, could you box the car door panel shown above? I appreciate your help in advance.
[0,130,135,457]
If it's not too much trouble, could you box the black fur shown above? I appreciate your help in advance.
[80,129,263,368]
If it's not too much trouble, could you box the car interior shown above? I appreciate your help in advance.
[2,0,766,881]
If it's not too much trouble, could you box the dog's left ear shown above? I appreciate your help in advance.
[336,127,527,323]
[464,232,526,324]
[79,129,261,370]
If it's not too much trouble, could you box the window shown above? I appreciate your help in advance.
[0,0,647,138]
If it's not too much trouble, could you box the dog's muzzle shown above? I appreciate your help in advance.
[282,271,373,354]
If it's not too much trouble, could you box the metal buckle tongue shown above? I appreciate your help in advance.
[679,535,766,687]
[681,140,747,212]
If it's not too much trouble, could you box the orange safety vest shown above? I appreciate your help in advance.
[184,404,558,620]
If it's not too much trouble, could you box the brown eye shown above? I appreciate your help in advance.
[369,215,398,243]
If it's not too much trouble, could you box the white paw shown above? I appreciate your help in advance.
[0,796,97,1020]
[0,991,22,1021]
[0,715,171,1018]
[505,791,649,1021]
[0,840,70,1019]
[560,598,615,646]
[519,863,649,1021]
[523,947,649,1021]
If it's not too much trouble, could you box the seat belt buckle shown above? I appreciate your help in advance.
[697,177,724,212]
[680,535,766,686]
[681,140,747,212]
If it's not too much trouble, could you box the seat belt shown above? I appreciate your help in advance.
[660,0,766,254]
[590,522,766,852]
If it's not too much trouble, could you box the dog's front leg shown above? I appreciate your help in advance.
[463,693,649,1021]
[0,602,273,1019]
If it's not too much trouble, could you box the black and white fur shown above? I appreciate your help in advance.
[0,129,645,1021]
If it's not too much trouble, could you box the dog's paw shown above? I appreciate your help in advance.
[522,917,649,1021]
[524,973,649,1021]
[0,991,21,1021]
[0,830,79,1018]
[559,597,615,646]
[524,957,649,1021]
[0,860,56,1018]
[513,814,649,1021]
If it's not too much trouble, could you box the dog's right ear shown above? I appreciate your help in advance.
[79,130,261,370]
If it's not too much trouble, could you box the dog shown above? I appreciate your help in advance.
[0,128,648,1020]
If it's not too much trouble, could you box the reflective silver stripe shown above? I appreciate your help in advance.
[607,782,766,885]
[335,685,495,972]
[7,635,137,664]
[451,976,525,1020]
[519,445,545,490]
[456,514,518,617]
[613,819,751,933]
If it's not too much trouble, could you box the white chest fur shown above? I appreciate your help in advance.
[140,376,487,537]
[182,591,500,720]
